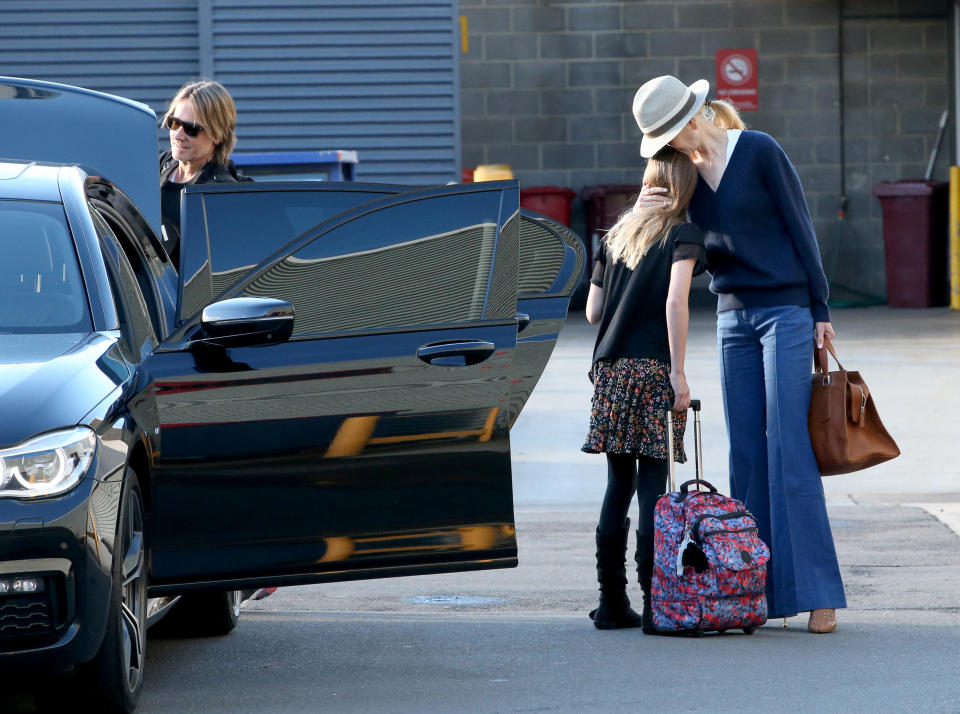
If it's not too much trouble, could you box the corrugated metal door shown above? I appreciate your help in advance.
[211,0,460,184]
[0,1,460,186]
[0,1,200,118]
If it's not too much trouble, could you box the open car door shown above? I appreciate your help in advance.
[143,181,527,592]
[506,211,585,425]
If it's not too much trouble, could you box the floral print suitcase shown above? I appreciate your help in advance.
[650,400,770,635]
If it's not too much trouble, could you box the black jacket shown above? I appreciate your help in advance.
[159,149,252,267]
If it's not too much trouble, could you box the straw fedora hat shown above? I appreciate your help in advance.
[633,76,710,158]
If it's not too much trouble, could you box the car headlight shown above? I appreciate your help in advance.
[0,427,97,499]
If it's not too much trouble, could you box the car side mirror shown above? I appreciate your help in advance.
[198,297,294,348]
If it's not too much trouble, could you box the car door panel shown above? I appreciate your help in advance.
[506,211,586,425]
[178,183,403,324]
[145,183,521,587]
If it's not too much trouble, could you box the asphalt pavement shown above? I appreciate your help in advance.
[5,304,960,713]
[178,305,960,714]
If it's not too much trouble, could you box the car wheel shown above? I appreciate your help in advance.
[150,589,242,638]
[82,469,147,712]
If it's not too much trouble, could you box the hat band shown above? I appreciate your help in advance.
[645,92,697,138]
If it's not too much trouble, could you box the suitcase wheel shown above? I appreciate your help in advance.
[743,626,757,635]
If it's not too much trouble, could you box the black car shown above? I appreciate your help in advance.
[0,77,583,711]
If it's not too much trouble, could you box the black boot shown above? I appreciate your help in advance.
[588,519,643,629]
[635,529,657,635]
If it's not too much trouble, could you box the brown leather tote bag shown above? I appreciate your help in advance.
[808,339,900,476]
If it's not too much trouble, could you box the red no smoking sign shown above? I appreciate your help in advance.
[716,49,758,111]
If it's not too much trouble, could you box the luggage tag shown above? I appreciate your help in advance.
[676,531,694,576]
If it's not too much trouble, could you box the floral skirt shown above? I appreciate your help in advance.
[582,357,687,462]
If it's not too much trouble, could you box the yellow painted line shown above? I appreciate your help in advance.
[317,536,355,562]
[324,416,379,458]
[369,429,483,445]
[328,408,500,454]
[950,165,960,310]
[352,545,452,555]
[479,407,499,442]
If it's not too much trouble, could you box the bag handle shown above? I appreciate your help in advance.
[666,399,702,494]
[680,479,717,494]
[814,337,845,375]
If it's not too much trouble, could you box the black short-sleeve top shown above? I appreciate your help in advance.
[590,221,706,365]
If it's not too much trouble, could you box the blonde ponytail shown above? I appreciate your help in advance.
[703,98,745,130]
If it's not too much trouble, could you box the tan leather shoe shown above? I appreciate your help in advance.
[807,608,838,633]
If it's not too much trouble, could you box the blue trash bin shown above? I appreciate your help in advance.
[229,150,359,181]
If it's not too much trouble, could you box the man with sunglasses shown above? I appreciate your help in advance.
[159,80,250,268]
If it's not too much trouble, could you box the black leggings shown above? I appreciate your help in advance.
[599,453,668,545]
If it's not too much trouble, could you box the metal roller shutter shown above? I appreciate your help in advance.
[212,0,460,184]
[0,1,199,116]
[0,0,460,185]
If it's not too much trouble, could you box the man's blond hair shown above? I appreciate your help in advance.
[163,80,237,166]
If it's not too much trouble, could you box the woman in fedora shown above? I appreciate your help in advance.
[631,76,845,634]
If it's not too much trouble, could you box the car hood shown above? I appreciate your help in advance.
[0,332,130,448]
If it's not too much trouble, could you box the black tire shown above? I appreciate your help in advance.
[151,589,241,638]
[80,470,147,712]
[743,626,757,635]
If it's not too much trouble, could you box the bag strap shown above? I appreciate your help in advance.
[814,337,845,375]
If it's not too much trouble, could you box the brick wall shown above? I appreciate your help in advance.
[459,0,951,301]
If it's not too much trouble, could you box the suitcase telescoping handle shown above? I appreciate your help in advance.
[666,398,702,493]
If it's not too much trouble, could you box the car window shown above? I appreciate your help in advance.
[0,200,91,333]
[89,199,165,339]
[241,191,502,336]
[92,210,158,361]
[180,188,392,321]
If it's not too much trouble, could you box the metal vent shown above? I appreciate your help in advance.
[0,594,54,645]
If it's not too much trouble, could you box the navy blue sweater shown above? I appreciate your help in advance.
[688,130,830,323]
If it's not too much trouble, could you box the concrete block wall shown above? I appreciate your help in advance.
[459,0,951,301]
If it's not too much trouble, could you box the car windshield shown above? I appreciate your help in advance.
[0,200,91,333]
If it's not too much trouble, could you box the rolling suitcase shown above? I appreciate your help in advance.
[648,399,770,635]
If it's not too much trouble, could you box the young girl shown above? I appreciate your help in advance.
[582,148,706,631]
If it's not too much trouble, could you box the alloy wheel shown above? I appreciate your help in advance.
[119,487,146,694]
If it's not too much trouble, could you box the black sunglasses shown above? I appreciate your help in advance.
[163,115,205,137]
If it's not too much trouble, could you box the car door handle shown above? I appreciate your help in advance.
[417,340,496,367]
[516,313,531,332]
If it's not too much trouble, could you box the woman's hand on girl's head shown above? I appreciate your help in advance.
[669,371,690,413]
[635,183,671,211]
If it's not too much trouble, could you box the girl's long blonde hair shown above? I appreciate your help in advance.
[604,148,698,269]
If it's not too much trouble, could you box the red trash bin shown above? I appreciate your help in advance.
[580,184,643,274]
[871,179,949,307]
[519,186,575,226]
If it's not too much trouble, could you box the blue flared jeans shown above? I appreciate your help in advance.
[717,305,846,618]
